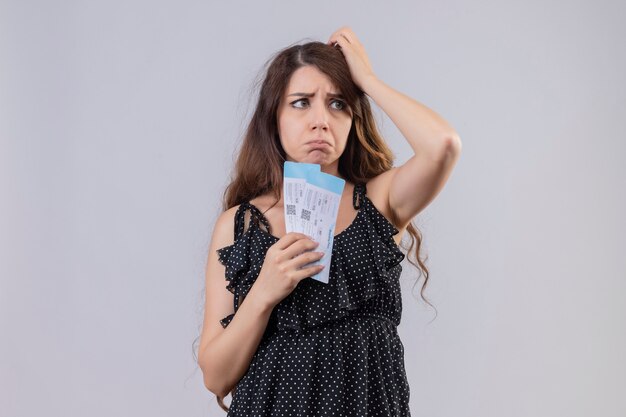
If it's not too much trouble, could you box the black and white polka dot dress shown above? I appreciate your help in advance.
[216,182,411,416]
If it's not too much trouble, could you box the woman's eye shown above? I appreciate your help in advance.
[331,100,346,110]
[292,99,308,108]
[291,98,347,111]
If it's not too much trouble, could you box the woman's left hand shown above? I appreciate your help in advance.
[327,27,377,92]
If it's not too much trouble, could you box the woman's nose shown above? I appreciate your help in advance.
[310,101,329,130]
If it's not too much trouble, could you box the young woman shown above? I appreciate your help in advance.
[197,27,462,416]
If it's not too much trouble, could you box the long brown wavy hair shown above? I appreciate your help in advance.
[202,40,433,413]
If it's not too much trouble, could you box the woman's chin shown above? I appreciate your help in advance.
[304,151,328,164]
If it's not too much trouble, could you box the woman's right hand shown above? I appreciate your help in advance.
[247,233,325,310]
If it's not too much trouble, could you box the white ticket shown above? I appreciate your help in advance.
[283,162,320,234]
[283,162,345,284]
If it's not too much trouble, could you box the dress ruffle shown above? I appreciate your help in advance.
[334,194,405,312]
[216,213,267,329]
[274,195,405,331]
[216,185,411,416]
[216,186,405,331]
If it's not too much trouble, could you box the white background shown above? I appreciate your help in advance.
[1,1,624,416]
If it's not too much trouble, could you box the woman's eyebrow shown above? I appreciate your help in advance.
[287,92,345,99]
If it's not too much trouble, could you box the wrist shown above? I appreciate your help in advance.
[245,287,275,315]
[361,74,382,96]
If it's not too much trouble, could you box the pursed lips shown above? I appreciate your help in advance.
[307,139,331,148]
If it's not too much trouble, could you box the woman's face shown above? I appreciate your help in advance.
[277,65,353,170]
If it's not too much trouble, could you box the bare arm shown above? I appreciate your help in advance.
[198,206,324,398]
[328,27,462,226]
[197,206,273,398]
[362,75,461,226]
[200,287,273,398]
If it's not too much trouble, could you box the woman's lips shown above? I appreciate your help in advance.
[308,140,330,150]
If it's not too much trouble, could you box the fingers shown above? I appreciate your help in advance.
[294,263,325,282]
[329,34,349,49]
[274,232,315,250]
[328,26,354,42]
[328,26,358,46]
[285,247,324,272]
[278,234,321,261]
[268,232,324,281]
[271,233,324,279]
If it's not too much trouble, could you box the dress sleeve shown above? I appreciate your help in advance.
[334,197,405,311]
[215,203,265,328]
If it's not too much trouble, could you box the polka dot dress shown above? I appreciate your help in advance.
[216,183,411,416]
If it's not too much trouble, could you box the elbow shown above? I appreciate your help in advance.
[200,359,234,399]
[202,366,231,399]
[443,131,462,155]
[428,133,461,164]
[203,376,230,399]
[198,340,236,398]
[437,133,462,163]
